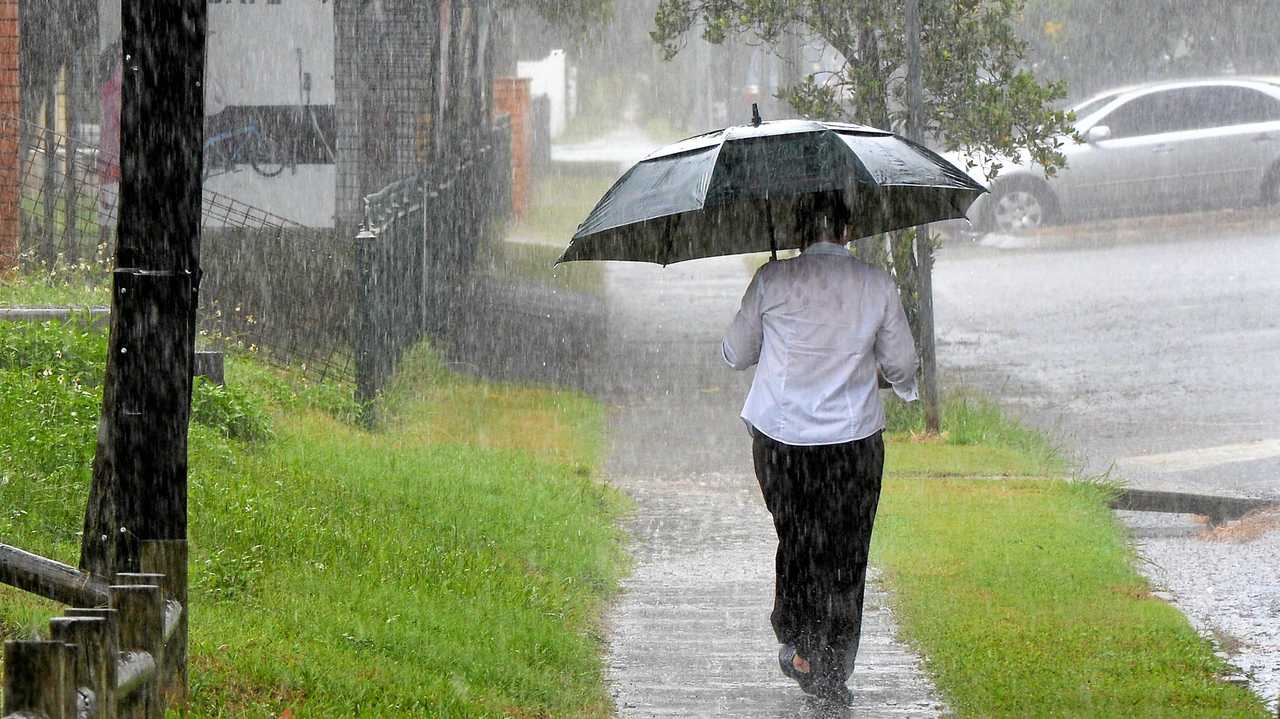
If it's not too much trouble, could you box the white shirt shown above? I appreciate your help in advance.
[722,242,920,446]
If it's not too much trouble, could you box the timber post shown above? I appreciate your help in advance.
[0,542,110,607]
[3,640,71,718]
[78,29,205,719]
[111,582,164,719]
[64,607,121,719]
[49,616,110,719]
[141,540,188,706]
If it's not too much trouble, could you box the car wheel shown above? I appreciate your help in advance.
[984,180,1055,233]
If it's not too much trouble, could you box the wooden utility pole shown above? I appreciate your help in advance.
[80,0,205,583]
[904,0,940,433]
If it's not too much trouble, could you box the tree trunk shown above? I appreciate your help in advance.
[904,0,940,433]
[80,0,206,577]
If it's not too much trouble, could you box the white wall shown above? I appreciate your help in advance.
[205,1,336,113]
[517,49,569,139]
[98,0,336,112]
[98,0,339,228]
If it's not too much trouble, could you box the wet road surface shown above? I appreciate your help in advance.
[934,219,1280,498]
[595,257,943,718]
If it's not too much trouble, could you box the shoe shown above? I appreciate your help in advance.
[778,643,818,694]
[813,681,852,706]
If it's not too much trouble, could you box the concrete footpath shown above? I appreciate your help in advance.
[593,256,944,718]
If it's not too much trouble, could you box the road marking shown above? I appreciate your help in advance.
[1119,439,1280,473]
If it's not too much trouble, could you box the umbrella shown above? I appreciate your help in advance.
[556,106,987,266]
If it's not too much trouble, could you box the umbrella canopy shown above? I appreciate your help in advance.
[556,117,987,265]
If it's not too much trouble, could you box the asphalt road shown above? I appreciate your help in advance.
[933,211,1280,498]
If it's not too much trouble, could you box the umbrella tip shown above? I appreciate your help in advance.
[751,103,762,127]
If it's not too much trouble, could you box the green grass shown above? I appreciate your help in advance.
[873,397,1270,718]
[0,321,627,717]
[884,390,1064,475]
[20,194,103,237]
[516,172,615,247]
[0,271,111,307]
[486,171,617,296]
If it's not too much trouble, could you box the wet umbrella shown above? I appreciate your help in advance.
[556,107,987,265]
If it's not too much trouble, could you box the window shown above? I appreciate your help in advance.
[1072,94,1119,122]
[1096,85,1280,139]
[1194,87,1280,127]
[1101,93,1180,138]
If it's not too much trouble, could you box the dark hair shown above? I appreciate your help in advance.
[792,191,850,244]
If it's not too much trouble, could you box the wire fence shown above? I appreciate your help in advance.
[356,113,607,411]
[3,112,541,392]
[355,118,512,409]
[2,112,357,381]
[2,112,111,268]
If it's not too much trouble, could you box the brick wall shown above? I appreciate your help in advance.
[0,0,17,274]
[493,77,530,218]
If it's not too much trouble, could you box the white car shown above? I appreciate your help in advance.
[947,77,1280,233]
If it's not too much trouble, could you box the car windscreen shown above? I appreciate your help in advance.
[1072,94,1119,123]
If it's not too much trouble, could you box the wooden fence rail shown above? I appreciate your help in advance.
[1,540,186,718]
[0,545,110,608]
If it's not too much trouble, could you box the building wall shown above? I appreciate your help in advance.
[0,0,18,272]
[516,49,569,139]
[492,77,530,217]
[201,1,338,228]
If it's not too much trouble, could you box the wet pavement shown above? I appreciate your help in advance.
[594,257,943,718]
[933,213,1280,711]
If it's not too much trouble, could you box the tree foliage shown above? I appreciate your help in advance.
[651,1,1078,348]
[516,0,616,38]
[652,0,1077,179]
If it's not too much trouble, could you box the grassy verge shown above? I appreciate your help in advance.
[484,171,617,297]
[873,395,1269,718]
[514,172,615,247]
[0,320,627,717]
[0,270,110,306]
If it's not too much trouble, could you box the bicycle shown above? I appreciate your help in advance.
[203,121,285,179]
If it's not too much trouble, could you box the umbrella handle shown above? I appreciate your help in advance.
[765,197,777,262]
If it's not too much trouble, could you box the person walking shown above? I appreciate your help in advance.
[721,192,920,704]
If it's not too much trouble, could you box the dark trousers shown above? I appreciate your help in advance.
[752,429,884,686]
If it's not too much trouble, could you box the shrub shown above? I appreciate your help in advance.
[191,377,273,443]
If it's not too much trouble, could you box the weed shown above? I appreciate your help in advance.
[191,377,274,443]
